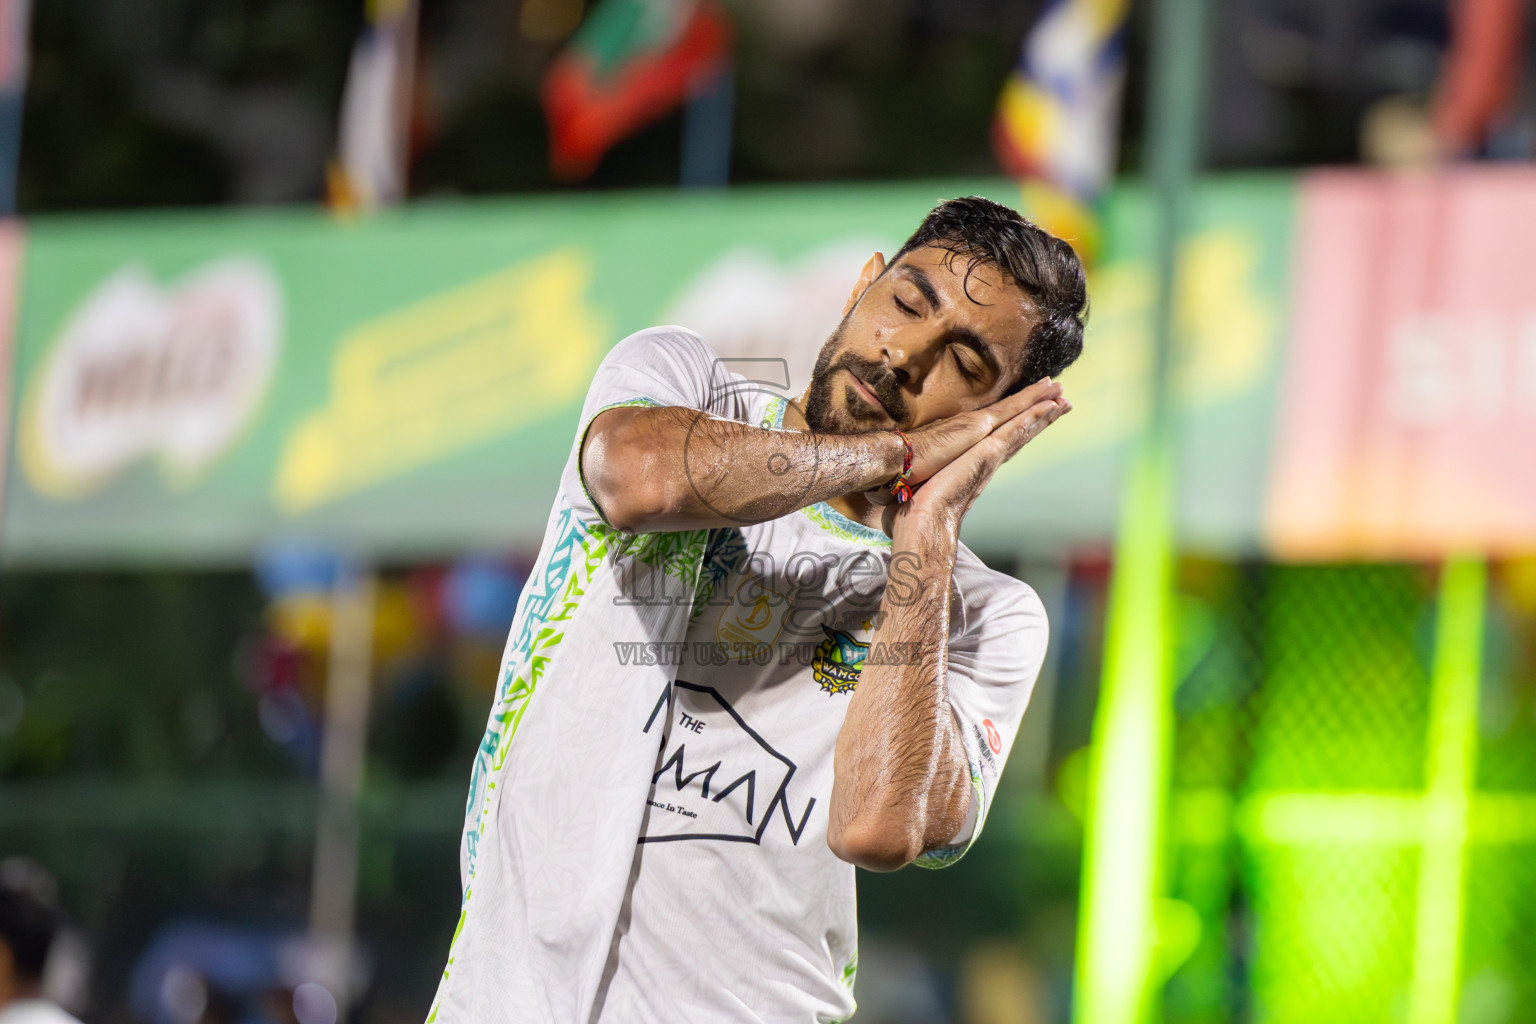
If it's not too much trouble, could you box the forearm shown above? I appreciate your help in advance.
[827,515,971,871]
[583,405,905,532]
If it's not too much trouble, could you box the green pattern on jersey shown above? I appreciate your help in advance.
[430,494,706,1020]
[913,762,987,870]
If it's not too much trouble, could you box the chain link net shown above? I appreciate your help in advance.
[1162,562,1469,1024]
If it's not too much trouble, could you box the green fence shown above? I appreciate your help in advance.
[1157,560,1536,1024]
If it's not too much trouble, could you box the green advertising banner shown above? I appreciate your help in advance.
[0,177,1295,564]
[975,174,1296,554]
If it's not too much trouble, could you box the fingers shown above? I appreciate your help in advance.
[909,380,1070,485]
[991,395,1071,461]
[1017,377,1065,408]
[985,377,1063,430]
[953,397,1068,485]
[907,409,998,482]
[903,389,1072,522]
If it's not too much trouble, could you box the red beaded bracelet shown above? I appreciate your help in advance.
[888,429,914,502]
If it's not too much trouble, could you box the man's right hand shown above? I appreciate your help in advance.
[584,377,1065,533]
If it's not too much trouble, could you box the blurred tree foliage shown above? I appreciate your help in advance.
[0,572,285,778]
[21,0,361,210]
[15,0,1472,213]
[18,0,1051,211]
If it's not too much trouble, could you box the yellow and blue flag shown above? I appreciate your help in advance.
[992,0,1131,259]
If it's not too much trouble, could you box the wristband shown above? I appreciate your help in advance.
[888,429,914,502]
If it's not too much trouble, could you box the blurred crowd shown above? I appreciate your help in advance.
[1,859,81,1024]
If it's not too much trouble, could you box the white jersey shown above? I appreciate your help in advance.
[428,328,1048,1024]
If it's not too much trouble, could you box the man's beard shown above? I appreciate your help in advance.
[801,317,908,433]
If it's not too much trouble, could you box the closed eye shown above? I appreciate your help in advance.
[894,296,919,317]
[952,347,980,382]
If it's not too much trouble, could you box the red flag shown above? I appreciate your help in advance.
[542,0,731,181]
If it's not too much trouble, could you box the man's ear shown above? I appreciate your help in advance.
[842,252,887,317]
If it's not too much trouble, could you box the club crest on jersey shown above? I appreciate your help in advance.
[716,577,788,654]
[812,625,868,695]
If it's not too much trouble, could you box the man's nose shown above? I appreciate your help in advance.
[882,326,943,386]
[882,339,913,386]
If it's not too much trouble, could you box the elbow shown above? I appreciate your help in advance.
[583,421,684,532]
[827,817,924,872]
[595,480,673,533]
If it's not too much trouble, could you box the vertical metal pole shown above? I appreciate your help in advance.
[389,0,420,205]
[0,89,22,215]
[1073,0,1209,1022]
[680,63,733,188]
[310,567,377,1018]
[1407,555,1485,1024]
[0,0,31,216]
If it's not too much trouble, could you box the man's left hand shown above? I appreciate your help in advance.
[883,381,1071,539]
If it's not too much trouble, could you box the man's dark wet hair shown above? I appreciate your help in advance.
[0,858,61,984]
[890,196,1088,394]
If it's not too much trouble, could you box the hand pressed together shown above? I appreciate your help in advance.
[876,377,1072,538]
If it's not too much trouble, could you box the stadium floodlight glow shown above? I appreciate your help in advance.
[1073,441,1176,1024]
[1406,555,1485,1024]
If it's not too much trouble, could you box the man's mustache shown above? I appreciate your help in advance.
[833,355,907,423]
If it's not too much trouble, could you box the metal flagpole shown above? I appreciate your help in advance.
[680,63,733,188]
[0,0,30,216]
[309,567,378,1018]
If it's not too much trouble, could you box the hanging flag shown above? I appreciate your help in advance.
[992,0,1131,260]
[542,0,731,181]
[329,0,419,212]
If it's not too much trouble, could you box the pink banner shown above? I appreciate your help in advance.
[1266,169,1536,558]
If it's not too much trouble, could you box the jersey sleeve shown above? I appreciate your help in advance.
[560,326,730,529]
[913,571,1049,869]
